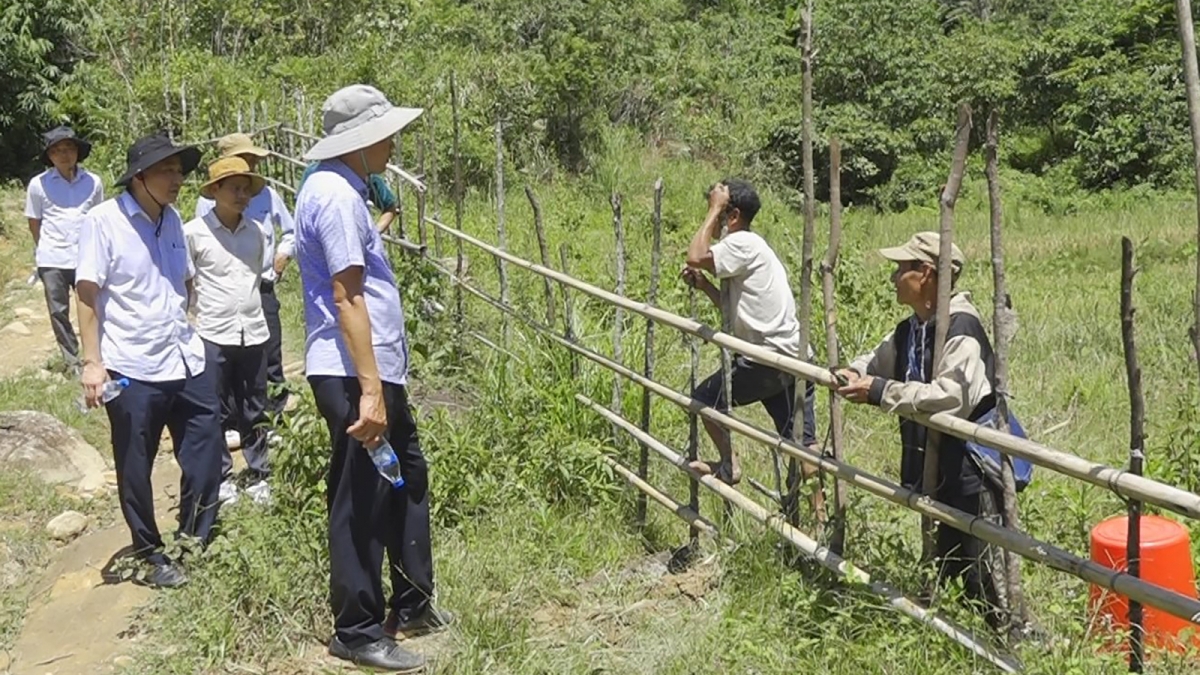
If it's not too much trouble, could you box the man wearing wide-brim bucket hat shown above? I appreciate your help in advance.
[295,85,449,672]
[24,125,104,375]
[76,133,224,589]
[185,156,274,509]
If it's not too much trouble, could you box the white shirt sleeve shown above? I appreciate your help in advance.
[24,178,43,220]
[273,189,296,258]
[92,176,104,206]
[75,214,108,287]
[710,233,755,280]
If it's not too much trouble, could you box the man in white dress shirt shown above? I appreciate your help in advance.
[76,133,223,588]
[186,156,272,506]
[195,134,295,431]
[24,126,104,374]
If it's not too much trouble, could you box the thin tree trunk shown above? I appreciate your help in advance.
[985,110,1027,628]
[525,186,556,328]
[1121,236,1146,674]
[1176,0,1200,389]
[923,103,972,561]
[822,137,847,555]
[428,101,443,258]
[417,136,428,248]
[637,178,665,530]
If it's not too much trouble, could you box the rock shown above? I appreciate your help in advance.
[0,411,108,485]
[76,472,108,496]
[0,649,9,671]
[46,510,89,541]
[1,560,22,588]
[1,321,32,336]
[14,307,35,318]
[112,655,135,669]
[103,469,119,487]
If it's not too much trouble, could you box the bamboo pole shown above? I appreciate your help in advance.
[495,119,510,348]
[985,110,1027,628]
[923,103,973,560]
[1175,0,1200,389]
[560,243,580,380]
[525,186,557,328]
[451,74,465,341]
[425,217,1200,520]
[580,395,1021,674]
[637,179,665,529]
[601,455,721,539]
[822,138,848,555]
[612,193,627,431]
[787,0,818,531]
[425,250,1200,630]
[1121,236,1146,673]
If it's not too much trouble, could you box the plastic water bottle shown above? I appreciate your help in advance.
[368,439,405,488]
[76,378,131,413]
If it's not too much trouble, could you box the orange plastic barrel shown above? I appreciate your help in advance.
[1088,514,1200,651]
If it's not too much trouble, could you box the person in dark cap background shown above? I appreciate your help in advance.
[24,126,104,375]
[75,133,224,589]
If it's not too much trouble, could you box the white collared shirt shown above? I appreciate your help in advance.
[184,211,268,347]
[194,186,295,283]
[75,193,206,382]
[24,167,104,269]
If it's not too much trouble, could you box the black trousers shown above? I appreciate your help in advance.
[936,481,1008,630]
[261,283,289,416]
[38,267,79,370]
[204,339,270,480]
[310,376,434,648]
[105,365,223,566]
[692,355,817,445]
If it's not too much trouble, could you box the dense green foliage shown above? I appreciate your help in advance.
[4,0,1200,211]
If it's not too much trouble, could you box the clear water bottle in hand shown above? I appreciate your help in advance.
[367,439,405,488]
[76,378,131,413]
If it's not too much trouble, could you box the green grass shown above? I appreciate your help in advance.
[5,128,1200,674]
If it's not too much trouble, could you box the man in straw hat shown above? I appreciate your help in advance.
[295,84,450,672]
[195,133,296,443]
[186,157,273,507]
[75,132,223,588]
[834,231,1011,632]
[24,125,104,375]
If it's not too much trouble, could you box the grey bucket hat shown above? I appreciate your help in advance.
[303,85,423,161]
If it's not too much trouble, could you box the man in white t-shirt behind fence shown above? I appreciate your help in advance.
[681,178,819,488]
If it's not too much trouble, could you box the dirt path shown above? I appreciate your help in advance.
[0,283,60,381]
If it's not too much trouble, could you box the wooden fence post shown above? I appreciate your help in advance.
[416,135,428,248]
[636,178,665,530]
[560,243,580,379]
[1174,0,1200,389]
[923,103,972,561]
[688,279,703,547]
[525,186,556,328]
[612,194,627,436]
[985,110,1028,627]
[787,0,819,530]
[495,119,510,348]
[1121,236,1147,674]
[451,74,466,342]
[822,137,848,556]
[427,102,443,258]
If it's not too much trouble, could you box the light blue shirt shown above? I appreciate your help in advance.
[295,159,408,385]
[24,167,104,269]
[76,193,206,382]
[194,185,295,283]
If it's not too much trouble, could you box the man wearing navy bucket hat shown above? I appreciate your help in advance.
[833,231,1028,636]
[296,85,451,672]
[24,126,104,375]
[75,133,224,589]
